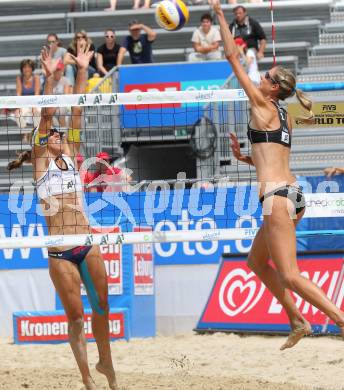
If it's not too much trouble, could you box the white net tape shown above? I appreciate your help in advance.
[1,88,251,249]
[0,89,248,109]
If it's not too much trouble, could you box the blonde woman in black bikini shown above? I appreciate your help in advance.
[8,47,117,389]
[213,0,344,349]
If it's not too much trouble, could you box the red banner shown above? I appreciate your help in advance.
[15,311,125,343]
[198,257,344,331]
[133,227,154,295]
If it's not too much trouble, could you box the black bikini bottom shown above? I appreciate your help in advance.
[48,246,92,265]
[259,185,306,215]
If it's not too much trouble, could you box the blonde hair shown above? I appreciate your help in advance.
[274,66,314,123]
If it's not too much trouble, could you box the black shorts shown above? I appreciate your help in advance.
[259,185,306,215]
[48,246,92,265]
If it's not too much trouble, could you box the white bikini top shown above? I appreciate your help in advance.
[36,154,82,199]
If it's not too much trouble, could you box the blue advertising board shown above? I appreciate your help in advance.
[118,61,233,128]
[1,175,344,270]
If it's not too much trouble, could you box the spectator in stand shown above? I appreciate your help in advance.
[229,5,266,60]
[83,151,131,192]
[324,167,344,177]
[133,0,151,8]
[46,33,67,61]
[228,0,262,3]
[40,34,67,94]
[188,12,222,62]
[16,59,41,129]
[16,59,40,97]
[235,37,260,85]
[96,29,123,76]
[104,0,117,11]
[117,20,156,65]
[64,30,97,89]
[52,60,71,128]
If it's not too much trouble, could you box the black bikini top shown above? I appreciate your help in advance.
[247,101,291,148]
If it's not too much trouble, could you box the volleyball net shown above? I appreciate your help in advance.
[0,89,343,250]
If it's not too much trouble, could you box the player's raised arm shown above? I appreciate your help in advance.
[212,0,265,107]
[33,47,59,153]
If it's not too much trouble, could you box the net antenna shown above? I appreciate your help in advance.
[270,0,276,66]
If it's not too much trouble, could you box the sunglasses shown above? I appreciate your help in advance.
[76,35,86,39]
[47,40,56,44]
[105,35,114,38]
[265,72,278,85]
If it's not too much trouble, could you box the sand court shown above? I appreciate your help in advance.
[1,332,343,390]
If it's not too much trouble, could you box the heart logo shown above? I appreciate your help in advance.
[218,268,265,317]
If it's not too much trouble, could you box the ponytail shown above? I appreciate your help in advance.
[274,66,315,124]
[7,151,32,171]
[295,88,315,123]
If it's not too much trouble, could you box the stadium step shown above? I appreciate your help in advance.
[297,72,344,83]
[319,32,344,45]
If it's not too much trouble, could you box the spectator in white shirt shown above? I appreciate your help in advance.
[188,13,222,62]
[235,37,260,86]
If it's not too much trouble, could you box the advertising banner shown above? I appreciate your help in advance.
[196,255,344,333]
[13,309,129,344]
[81,226,123,296]
[2,173,344,270]
[118,61,232,128]
[303,192,344,218]
[288,102,344,128]
[133,226,154,295]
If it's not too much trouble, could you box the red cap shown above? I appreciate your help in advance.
[96,151,111,161]
[234,37,247,48]
[56,59,65,71]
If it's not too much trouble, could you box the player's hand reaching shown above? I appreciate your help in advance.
[70,45,94,70]
[230,133,244,161]
[40,46,59,77]
[211,0,223,15]
[230,133,253,165]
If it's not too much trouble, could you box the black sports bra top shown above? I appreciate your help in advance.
[247,101,291,148]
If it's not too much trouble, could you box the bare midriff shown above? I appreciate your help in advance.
[41,192,91,252]
[251,142,297,198]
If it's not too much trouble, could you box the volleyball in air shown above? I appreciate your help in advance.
[155,0,189,31]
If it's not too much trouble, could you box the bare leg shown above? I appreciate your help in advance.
[264,196,344,339]
[248,224,311,350]
[49,258,96,389]
[132,0,140,8]
[105,0,117,11]
[84,247,118,390]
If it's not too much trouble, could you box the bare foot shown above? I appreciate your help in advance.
[84,377,97,390]
[280,322,312,351]
[96,362,118,390]
[104,7,115,11]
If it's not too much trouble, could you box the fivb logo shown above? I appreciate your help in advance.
[219,269,265,317]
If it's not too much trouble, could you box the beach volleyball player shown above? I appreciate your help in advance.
[8,47,117,389]
[212,0,344,349]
